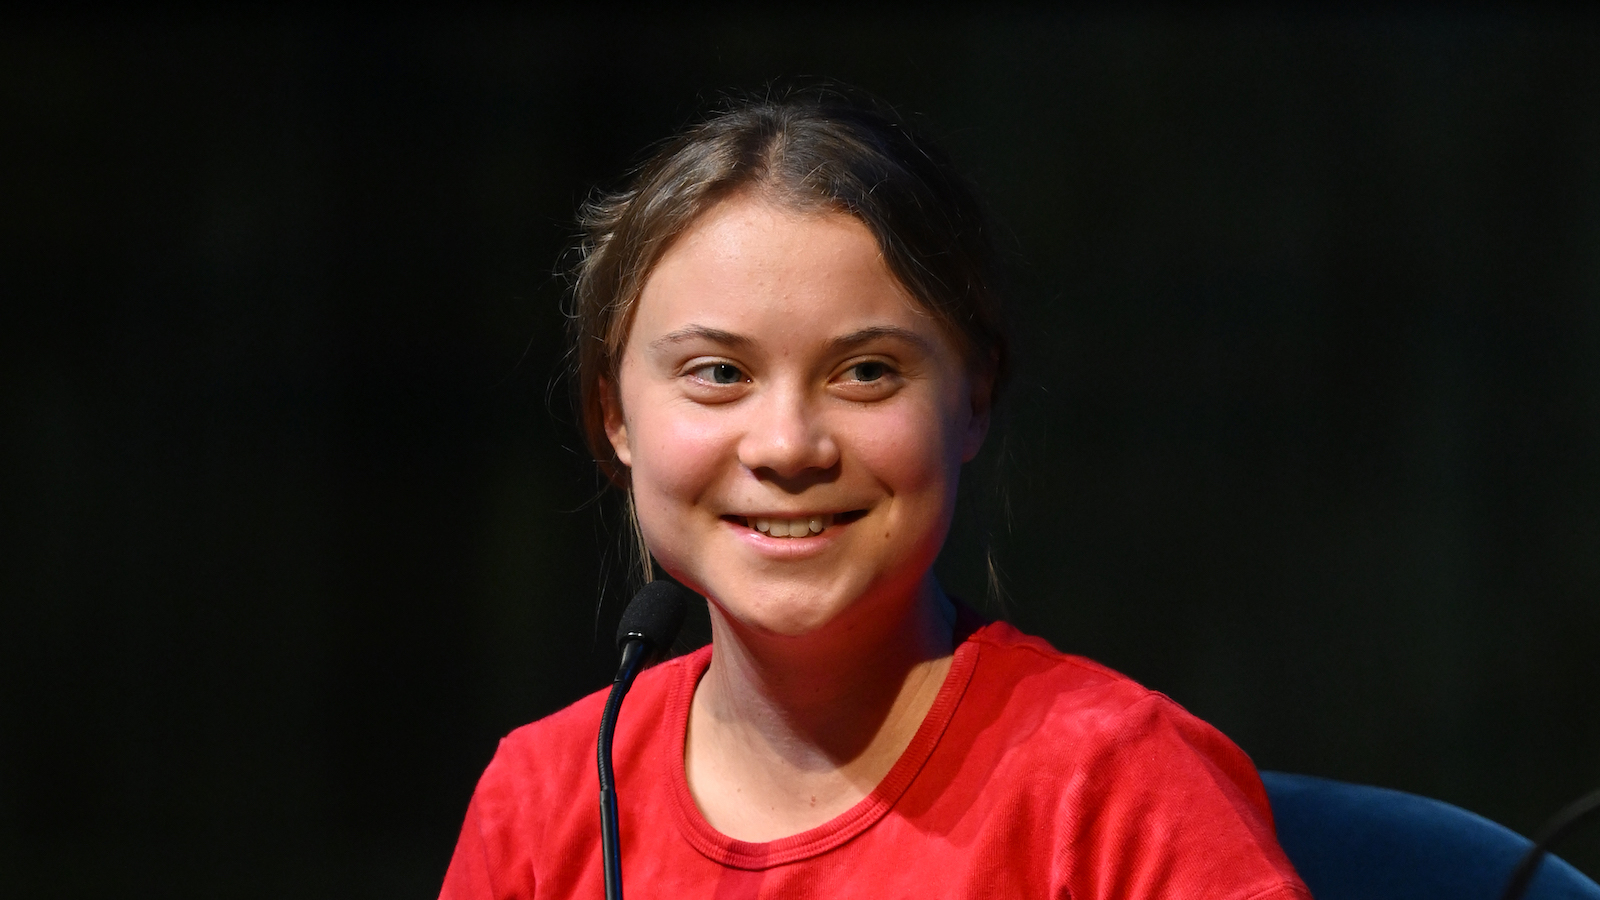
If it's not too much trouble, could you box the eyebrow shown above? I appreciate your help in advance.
[823,325,935,356]
[649,324,933,356]
[649,325,753,352]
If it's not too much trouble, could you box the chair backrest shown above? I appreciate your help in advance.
[1261,771,1600,900]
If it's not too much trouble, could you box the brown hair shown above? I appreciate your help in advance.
[567,89,1009,488]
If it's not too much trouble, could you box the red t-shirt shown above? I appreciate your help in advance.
[440,618,1310,899]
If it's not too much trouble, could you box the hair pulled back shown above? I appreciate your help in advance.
[569,90,1008,486]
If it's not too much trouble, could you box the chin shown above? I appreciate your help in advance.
[710,584,855,640]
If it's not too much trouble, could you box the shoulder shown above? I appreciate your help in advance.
[963,619,1174,720]
[962,619,1260,784]
[440,648,708,897]
[474,646,707,821]
[950,620,1307,896]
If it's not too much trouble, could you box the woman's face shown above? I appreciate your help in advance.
[604,195,989,639]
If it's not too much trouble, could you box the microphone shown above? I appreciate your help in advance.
[598,581,691,900]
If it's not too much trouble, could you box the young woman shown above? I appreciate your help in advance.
[440,93,1309,899]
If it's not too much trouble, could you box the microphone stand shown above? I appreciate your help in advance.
[1500,784,1600,900]
[594,581,689,900]
[597,639,648,900]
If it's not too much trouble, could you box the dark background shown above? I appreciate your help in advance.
[4,7,1598,896]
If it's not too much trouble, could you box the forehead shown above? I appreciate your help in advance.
[629,196,936,345]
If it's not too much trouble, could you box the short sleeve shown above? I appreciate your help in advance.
[1061,694,1311,900]
[439,789,500,900]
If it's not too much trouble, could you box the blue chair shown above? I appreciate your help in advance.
[1261,771,1600,900]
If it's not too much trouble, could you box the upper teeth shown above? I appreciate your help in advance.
[753,515,830,537]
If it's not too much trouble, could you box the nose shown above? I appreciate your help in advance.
[736,384,840,481]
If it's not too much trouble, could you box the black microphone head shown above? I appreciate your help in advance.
[616,581,691,653]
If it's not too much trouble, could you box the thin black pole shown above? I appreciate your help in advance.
[597,640,647,900]
[1500,785,1600,900]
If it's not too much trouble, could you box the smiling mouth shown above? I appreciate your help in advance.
[725,510,866,538]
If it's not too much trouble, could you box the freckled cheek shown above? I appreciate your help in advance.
[843,408,958,495]
[842,410,959,590]
[629,406,738,503]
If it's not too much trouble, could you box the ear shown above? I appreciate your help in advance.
[599,375,633,469]
[960,368,994,463]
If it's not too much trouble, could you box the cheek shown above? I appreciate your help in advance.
[845,403,963,498]
[627,403,735,505]
[625,409,736,592]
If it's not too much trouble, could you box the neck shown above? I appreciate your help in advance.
[685,576,958,839]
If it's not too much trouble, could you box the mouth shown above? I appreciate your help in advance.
[723,510,867,538]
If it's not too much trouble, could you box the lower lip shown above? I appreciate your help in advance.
[726,518,849,559]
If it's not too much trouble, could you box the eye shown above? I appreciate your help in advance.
[832,358,902,401]
[690,362,747,385]
[846,361,890,382]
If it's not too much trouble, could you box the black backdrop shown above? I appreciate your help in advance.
[4,8,1598,896]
